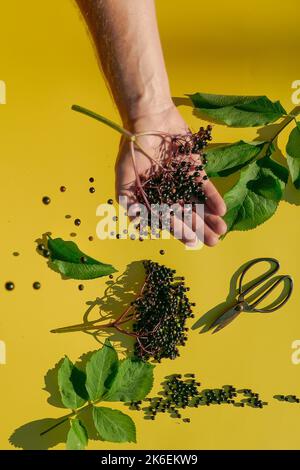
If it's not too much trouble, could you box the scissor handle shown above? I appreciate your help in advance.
[238,257,280,298]
[250,275,293,312]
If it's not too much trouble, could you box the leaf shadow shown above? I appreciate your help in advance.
[10,348,103,450]
[192,257,281,333]
[51,261,145,356]
[43,358,65,408]
[9,418,69,450]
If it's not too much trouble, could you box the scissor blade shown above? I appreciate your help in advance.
[209,305,242,333]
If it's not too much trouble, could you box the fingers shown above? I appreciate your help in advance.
[170,207,227,248]
[204,212,227,237]
[203,179,227,216]
[188,153,226,217]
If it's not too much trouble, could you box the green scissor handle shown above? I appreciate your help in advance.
[237,257,293,313]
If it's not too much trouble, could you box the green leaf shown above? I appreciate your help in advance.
[92,406,136,443]
[206,141,266,177]
[66,418,88,450]
[223,152,288,232]
[104,358,154,402]
[286,122,300,189]
[58,357,87,409]
[85,339,119,401]
[188,92,286,127]
[47,237,117,280]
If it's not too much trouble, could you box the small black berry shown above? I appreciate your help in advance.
[5,282,14,291]
[42,196,51,205]
[43,249,50,258]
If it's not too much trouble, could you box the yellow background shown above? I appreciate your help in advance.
[1,0,300,450]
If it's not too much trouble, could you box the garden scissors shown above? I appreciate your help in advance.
[209,257,293,334]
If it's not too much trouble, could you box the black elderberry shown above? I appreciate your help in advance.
[33,282,41,290]
[43,249,50,258]
[42,196,51,205]
[89,187,95,193]
[74,219,81,226]
[135,126,211,233]
[5,281,15,291]
[132,260,195,361]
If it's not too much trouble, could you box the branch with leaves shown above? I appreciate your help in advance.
[188,92,300,233]
[40,340,154,449]
[73,92,300,237]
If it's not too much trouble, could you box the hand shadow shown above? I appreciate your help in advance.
[51,261,145,356]
[192,258,290,333]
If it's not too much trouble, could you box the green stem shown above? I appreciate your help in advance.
[72,105,134,140]
[40,401,96,437]
[259,111,300,160]
[270,114,297,144]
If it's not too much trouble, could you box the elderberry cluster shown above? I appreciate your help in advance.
[127,374,268,423]
[132,261,194,361]
[136,126,212,231]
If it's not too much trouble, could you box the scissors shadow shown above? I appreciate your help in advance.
[192,258,287,333]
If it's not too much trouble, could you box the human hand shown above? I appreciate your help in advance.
[115,105,227,247]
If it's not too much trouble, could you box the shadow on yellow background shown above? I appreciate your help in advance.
[1,0,300,450]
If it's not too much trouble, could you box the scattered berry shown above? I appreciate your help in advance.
[89,177,94,183]
[33,282,41,290]
[74,219,81,226]
[78,284,84,291]
[60,186,66,192]
[42,196,51,205]
[5,281,14,291]
[89,187,95,193]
